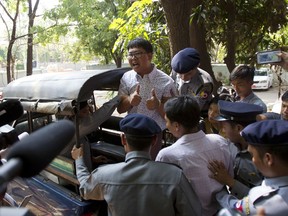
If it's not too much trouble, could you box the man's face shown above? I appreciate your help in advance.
[231,79,253,99]
[221,121,242,143]
[127,47,152,74]
[281,100,288,120]
[179,69,196,82]
[247,145,267,176]
[208,103,220,125]
[164,114,181,138]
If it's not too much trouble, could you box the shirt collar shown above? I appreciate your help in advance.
[134,64,156,80]
[241,92,255,102]
[263,176,288,188]
[125,151,151,162]
[174,130,205,145]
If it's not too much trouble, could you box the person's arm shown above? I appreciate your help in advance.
[117,84,141,114]
[71,145,104,200]
[146,88,168,118]
[255,207,266,216]
[276,51,288,71]
[208,160,250,199]
[216,187,240,211]
[156,83,178,118]
[208,160,235,187]
[175,173,202,216]
[79,95,120,136]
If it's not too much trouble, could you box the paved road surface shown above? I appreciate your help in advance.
[253,85,288,111]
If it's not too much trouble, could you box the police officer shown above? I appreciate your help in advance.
[216,120,288,216]
[208,101,264,199]
[171,48,214,117]
[72,113,202,216]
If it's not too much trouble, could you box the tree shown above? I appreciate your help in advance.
[26,0,40,76]
[159,0,287,91]
[0,0,42,83]
[0,0,22,83]
[38,0,132,68]
[201,0,287,71]
[159,0,219,89]
[110,0,171,72]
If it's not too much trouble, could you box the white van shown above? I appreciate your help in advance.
[252,68,273,90]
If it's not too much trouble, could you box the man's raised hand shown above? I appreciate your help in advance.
[129,84,142,107]
[146,88,160,110]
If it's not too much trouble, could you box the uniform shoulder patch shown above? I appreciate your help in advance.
[198,83,213,99]
[234,199,244,213]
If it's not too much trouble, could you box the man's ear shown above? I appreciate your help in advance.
[120,133,127,147]
[147,52,153,61]
[236,124,244,132]
[264,152,274,166]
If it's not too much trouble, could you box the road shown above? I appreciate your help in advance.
[253,86,287,111]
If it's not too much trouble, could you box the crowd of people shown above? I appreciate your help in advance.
[71,37,288,216]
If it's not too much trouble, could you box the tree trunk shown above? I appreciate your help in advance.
[223,1,236,73]
[190,17,222,92]
[6,43,13,84]
[26,0,40,76]
[115,56,122,68]
[5,0,20,84]
[11,55,15,81]
[160,0,193,57]
[160,0,221,93]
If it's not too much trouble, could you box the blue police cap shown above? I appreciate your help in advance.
[215,101,263,122]
[119,113,161,137]
[241,120,288,146]
[171,48,200,74]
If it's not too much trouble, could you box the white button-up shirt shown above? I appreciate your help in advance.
[156,131,234,216]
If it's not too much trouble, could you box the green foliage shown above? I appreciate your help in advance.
[36,0,131,66]
[191,0,288,65]
[109,0,170,73]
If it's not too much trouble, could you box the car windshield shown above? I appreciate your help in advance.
[255,70,267,76]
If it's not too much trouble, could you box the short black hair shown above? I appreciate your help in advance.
[230,65,255,82]
[164,95,200,129]
[281,90,288,102]
[125,135,154,151]
[209,94,234,108]
[255,145,288,165]
[127,37,153,53]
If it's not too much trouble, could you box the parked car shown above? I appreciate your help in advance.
[1,68,131,215]
[252,68,273,90]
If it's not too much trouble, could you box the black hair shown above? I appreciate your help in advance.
[125,135,154,151]
[229,65,255,82]
[281,90,288,102]
[255,145,288,165]
[209,94,235,108]
[164,95,200,129]
[127,37,153,53]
